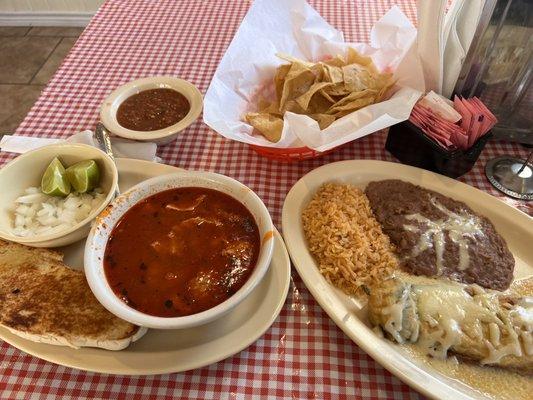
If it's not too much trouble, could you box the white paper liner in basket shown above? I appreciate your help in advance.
[203,0,424,152]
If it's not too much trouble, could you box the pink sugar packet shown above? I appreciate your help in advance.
[460,98,484,147]
[454,96,472,132]
[451,130,469,149]
[471,97,497,135]
[409,95,497,151]
[418,91,462,123]
[426,127,455,148]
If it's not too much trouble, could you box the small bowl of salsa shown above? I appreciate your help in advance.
[84,171,274,329]
[100,76,203,144]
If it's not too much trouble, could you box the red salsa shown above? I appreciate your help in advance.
[104,187,260,317]
[116,88,190,131]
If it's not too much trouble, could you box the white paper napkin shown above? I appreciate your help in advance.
[203,0,422,152]
[441,0,485,97]
[442,0,466,98]
[417,0,447,94]
[0,131,159,162]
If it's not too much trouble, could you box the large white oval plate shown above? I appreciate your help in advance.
[282,160,532,400]
[0,158,291,375]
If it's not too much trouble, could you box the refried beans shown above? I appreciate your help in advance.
[365,180,514,291]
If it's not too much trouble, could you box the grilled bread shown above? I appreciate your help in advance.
[0,239,147,350]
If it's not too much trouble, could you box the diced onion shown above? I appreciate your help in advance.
[12,186,105,237]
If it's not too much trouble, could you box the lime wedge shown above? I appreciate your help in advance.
[65,160,100,193]
[41,157,71,197]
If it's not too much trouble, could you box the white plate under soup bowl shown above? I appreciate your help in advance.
[84,171,275,329]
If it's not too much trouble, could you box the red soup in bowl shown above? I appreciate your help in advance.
[103,187,260,317]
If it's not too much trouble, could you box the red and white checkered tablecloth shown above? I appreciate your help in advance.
[0,1,531,399]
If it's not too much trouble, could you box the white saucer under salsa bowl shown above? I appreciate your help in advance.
[100,76,203,144]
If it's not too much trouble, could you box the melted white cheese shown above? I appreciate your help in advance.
[483,334,522,365]
[415,285,473,359]
[403,198,484,274]
[489,322,501,347]
[520,331,532,356]
[382,287,410,343]
[381,281,533,364]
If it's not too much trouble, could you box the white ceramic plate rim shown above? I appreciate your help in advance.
[0,159,291,375]
[99,76,203,141]
[282,160,532,400]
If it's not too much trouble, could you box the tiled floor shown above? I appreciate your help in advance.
[0,26,84,136]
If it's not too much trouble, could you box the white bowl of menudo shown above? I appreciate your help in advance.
[84,171,274,329]
[100,76,203,144]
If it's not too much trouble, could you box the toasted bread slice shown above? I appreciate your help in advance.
[0,239,147,350]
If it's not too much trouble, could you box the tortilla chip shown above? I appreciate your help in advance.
[346,48,377,73]
[319,88,337,103]
[326,97,376,115]
[310,63,325,81]
[342,64,375,92]
[332,109,360,119]
[322,64,344,84]
[373,72,394,86]
[245,112,284,142]
[323,55,346,67]
[284,99,307,114]
[323,82,351,97]
[376,76,395,101]
[257,97,271,110]
[295,82,333,110]
[308,93,334,114]
[331,89,377,108]
[261,100,282,115]
[243,48,396,142]
[280,67,315,111]
[310,113,336,129]
[276,53,314,68]
[274,64,292,99]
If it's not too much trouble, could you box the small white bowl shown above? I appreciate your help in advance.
[100,76,203,145]
[84,171,275,329]
[0,143,118,248]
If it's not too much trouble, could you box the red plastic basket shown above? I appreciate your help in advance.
[250,144,337,162]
